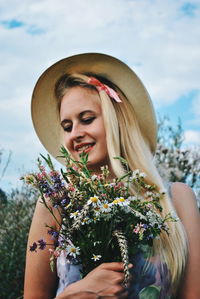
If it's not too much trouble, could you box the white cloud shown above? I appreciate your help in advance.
[0,0,200,191]
[184,130,200,145]
[191,93,200,124]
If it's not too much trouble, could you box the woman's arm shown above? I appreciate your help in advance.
[171,182,200,299]
[24,199,129,299]
[24,198,60,299]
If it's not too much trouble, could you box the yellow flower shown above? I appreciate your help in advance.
[119,197,125,202]
[87,196,101,207]
[90,197,98,203]
[112,199,119,204]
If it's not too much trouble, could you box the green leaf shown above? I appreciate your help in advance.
[139,285,161,299]
[40,153,55,170]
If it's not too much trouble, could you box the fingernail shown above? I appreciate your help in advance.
[128,263,133,268]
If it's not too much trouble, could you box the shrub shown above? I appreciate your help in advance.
[155,117,200,203]
[0,185,37,299]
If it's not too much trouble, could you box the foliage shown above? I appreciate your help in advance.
[0,188,7,204]
[0,185,37,299]
[155,116,200,203]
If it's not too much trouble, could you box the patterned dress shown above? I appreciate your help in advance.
[56,246,174,298]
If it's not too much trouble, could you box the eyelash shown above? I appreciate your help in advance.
[63,117,95,132]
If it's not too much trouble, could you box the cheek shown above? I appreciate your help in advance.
[62,134,71,151]
[97,127,107,149]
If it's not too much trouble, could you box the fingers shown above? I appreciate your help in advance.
[99,262,133,273]
[99,262,125,272]
[97,286,129,298]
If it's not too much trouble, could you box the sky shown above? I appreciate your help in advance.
[0,0,199,192]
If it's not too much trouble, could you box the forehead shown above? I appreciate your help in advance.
[60,86,101,118]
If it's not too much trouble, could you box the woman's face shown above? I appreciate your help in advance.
[60,86,109,173]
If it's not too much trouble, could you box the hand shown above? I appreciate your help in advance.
[56,262,129,299]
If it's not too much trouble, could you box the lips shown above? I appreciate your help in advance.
[75,142,95,153]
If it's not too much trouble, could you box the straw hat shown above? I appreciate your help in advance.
[31,53,157,163]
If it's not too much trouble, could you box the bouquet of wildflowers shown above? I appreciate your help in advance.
[22,146,176,286]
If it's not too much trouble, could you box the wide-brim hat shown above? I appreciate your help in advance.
[31,52,157,164]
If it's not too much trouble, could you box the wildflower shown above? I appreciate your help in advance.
[22,174,37,185]
[100,201,111,213]
[87,196,101,207]
[101,193,107,197]
[146,211,162,226]
[139,172,146,178]
[70,211,80,219]
[94,241,102,246]
[38,239,47,250]
[145,191,153,198]
[72,165,79,171]
[112,199,119,205]
[81,217,90,225]
[30,242,37,252]
[91,175,98,181]
[133,223,147,240]
[66,245,80,258]
[68,184,75,192]
[130,169,140,180]
[61,198,69,206]
[49,248,61,258]
[114,182,125,190]
[39,165,45,172]
[131,169,146,180]
[116,197,130,207]
[94,207,101,216]
[146,203,153,209]
[48,230,59,240]
[91,254,102,261]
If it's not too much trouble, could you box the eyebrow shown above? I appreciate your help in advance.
[60,110,95,126]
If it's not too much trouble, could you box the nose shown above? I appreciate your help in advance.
[70,123,85,142]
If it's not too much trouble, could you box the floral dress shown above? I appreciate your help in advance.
[56,246,174,298]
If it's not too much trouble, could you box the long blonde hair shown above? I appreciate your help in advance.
[55,72,187,292]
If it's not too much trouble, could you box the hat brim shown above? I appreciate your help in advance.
[31,53,157,164]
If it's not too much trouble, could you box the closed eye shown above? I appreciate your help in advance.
[62,117,95,132]
[63,125,72,132]
[81,117,95,124]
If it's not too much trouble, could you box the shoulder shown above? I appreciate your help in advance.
[170,182,199,236]
[170,182,199,221]
[171,183,200,298]
[170,182,200,249]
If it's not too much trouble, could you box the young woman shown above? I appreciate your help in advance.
[24,53,200,298]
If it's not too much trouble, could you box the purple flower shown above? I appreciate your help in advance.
[38,239,47,250]
[39,180,53,197]
[61,198,68,205]
[48,230,59,240]
[30,242,37,252]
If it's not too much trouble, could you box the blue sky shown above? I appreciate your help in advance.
[0,0,199,192]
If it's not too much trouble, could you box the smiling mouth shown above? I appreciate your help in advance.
[75,143,95,153]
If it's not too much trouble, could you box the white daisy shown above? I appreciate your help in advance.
[91,254,102,261]
[100,201,112,213]
[70,211,79,219]
[81,217,90,225]
[66,245,80,258]
[130,169,140,180]
[87,196,101,207]
[117,197,130,207]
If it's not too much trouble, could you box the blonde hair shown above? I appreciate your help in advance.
[55,73,187,293]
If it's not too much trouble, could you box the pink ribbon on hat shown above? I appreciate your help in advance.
[87,77,122,103]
